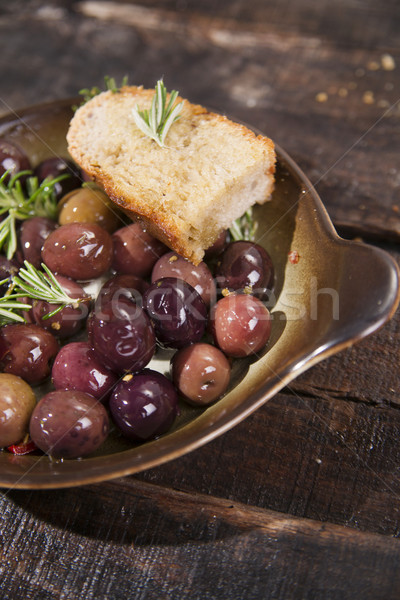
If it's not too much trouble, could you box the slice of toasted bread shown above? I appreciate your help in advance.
[67,85,276,264]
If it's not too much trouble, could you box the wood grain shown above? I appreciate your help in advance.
[2,479,400,600]
[0,1,400,598]
[0,0,399,240]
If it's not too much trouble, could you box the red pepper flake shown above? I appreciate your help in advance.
[7,439,38,455]
[288,250,300,264]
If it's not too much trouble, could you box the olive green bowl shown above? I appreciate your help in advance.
[0,99,399,489]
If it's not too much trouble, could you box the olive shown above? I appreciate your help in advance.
[41,222,113,280]
[210,293,271,357]
[0,374,37,447]
[30,389,109,459]
[0,140,31,183]
[0,323,59,384]
[19,216,57,268]
[151,251,216,306]
[58,186,121,233]
[34,157,82,201]
[112,223,168,278]
[171,343,231,406]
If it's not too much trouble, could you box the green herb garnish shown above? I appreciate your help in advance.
[0,278,30,326]
[229,208,257,241]
[0,171,66,260]
[73,75,129,110]
[0,261,89,326]
[12,261,86,319]
[132,79,183,148]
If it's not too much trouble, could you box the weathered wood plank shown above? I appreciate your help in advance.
[1,478,400,600]
[137,373,400,536]
[0,3,399,597]
[0,1,399,239]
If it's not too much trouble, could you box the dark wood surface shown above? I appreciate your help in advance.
[1,1,400,598]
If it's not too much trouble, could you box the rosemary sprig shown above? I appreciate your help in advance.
[0,261,89,327]
[132,79,183,148]
[0,171,66,259]
[12,261,84,320]
[229,207,257,242]
[0,278,30,326]
[73,75,129,110]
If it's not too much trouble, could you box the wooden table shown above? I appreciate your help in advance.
[1,1,400,598]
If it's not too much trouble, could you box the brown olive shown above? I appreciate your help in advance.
[171,343,231,406]
[58,186,121,233]
[0,374,37,447]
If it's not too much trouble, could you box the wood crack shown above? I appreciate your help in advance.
[285,381,400,409]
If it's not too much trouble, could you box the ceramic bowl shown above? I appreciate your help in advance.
[0,99,398,488]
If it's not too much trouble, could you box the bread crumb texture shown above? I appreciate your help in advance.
[67,86,276,264]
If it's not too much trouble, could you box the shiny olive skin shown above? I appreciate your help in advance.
[112,223,168,278]
[215,241,274,298]
[109,369,179,442]
[58,186,121,233]
[41,222,113,280]
[143,278,208,349]
[52,342,118,402]
[0,324,59,384]
[151,251,216,306]
[29,390,109,459]
[171,343,231,406]
[29,276,90,339]
[19,216,58,268]
[34,157,82,201]
[210,293,271,357]
[0,140,31,183]
[0,374,37,447]
[96,274,149,310]
[87,298,156,375]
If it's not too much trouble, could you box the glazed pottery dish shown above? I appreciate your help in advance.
[0,99,398,488]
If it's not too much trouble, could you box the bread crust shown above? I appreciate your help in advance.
[67,85,276,264]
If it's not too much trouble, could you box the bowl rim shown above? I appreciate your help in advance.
[0,97,399,489]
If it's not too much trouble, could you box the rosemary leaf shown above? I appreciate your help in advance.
[229,208,257,242]
[0,307,26,325]
[0,172,63,259]
[73,75,129,111]
[132,79,183,148]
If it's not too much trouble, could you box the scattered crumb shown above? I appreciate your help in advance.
[221,288,231,297]
[338,87,348,97]
[377,99,390,109]
[288,250,300,264]
[51,322,61,330]
[362,91,375,104]
[315,92,328,103]
[392,205,399,213]
[367,60,380,71]
[381,53,396,71]
[168,254,178,263]
[122,373,134,382]
[315,458,322,464]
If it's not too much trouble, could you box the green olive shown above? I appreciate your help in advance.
[0,374,36,447]
[58,187,121,233]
